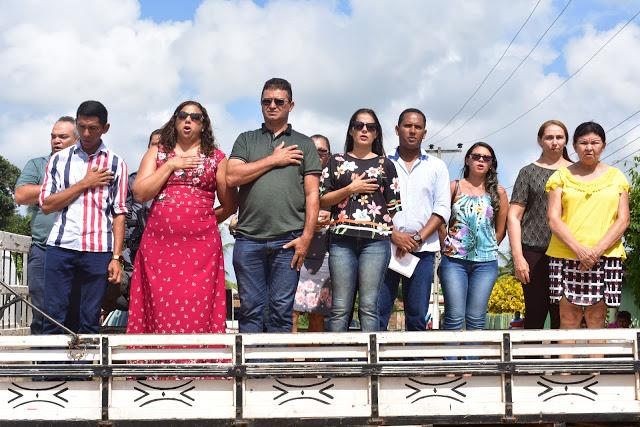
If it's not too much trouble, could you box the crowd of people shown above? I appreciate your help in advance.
[14,77,632,339]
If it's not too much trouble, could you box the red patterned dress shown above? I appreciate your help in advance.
[126,146,226,335]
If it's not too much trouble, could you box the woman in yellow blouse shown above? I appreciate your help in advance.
[546,121,630,329]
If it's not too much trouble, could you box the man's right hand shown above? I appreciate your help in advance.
[271,142,303,166]
[82,167,114,189]
[391,229,418,257]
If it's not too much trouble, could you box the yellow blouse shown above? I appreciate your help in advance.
[545,166,629,260]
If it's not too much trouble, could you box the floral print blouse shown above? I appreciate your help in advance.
[443,192,498,262]
[321,153,401,240]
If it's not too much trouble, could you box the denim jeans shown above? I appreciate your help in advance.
[42,246,111,335]
[27,245,46,334]
[378,251,435,331]
[328,235,391,332]
[440,255,498,330]
[233,232,301,333]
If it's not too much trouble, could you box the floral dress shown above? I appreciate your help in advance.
[321,153,401,240]
[126,146,227,335]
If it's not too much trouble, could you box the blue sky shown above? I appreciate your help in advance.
[1,0,639,183]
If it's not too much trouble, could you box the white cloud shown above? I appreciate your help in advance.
[0,0,638,190]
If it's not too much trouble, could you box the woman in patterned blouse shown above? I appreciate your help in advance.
[320,108,401,332]
[439,142,509,333]
[507,120,572,329]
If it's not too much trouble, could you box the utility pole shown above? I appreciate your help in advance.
[424,143,462,330]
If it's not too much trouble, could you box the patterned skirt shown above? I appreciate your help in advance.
[549,257,623,307]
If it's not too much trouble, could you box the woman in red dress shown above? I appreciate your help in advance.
[126,100,237,336]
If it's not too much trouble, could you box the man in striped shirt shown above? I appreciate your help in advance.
[39,100,128,335]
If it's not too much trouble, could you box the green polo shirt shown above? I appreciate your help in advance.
[230,124,322,240]
[15,155,56,249]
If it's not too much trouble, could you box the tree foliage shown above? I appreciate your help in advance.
[0,155,30,236]
[626,156,640,306]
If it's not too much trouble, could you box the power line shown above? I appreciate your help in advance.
[460,7,640,145]
[606,109,640,133]
[427,0,542,141]
[432,0,573,145]
[568,111,640,156]
[613,147,640,165]
[601,133,640,161]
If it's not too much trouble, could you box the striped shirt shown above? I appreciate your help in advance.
[39,141,128,252]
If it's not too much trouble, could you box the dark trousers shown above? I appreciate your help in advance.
[522,249,560,329]
[42,246,111,334]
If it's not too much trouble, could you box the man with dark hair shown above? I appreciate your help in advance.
[378,108,450,331]
[39,100,128,334]
[15,116,79,334]
[227,77,322,333]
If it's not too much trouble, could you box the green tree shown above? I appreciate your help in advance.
[626,156,640,306]
[0,155,31,236]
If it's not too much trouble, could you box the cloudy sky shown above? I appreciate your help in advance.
[2,0,639,191]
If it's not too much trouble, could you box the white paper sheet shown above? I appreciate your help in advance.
[388,243,420,278]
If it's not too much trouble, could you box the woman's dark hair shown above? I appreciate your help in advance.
[462,141,501,219]
[538,119,572,162]
[573,121,606,146]
[344,108,385,156]
[160,101,217,156]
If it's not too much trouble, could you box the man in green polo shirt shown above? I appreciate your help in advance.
[14,116,78,334]
[227,77,322,333]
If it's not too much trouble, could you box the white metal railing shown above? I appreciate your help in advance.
[1,329,639,425]
[0,231,31,334]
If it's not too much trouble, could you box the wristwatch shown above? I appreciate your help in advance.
[412,233,423,244]
[112,255,123,262]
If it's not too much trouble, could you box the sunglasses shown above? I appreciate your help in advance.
[351,121,377,132]
[261,98,288,107]
[176,111,203,122]
[468,153,493,163]
[317,148,329,155]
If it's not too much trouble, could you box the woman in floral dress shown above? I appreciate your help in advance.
[320,108,401,332]
[126,100,237,336]
[439,142,508,332]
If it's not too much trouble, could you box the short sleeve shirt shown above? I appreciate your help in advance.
[545,166,629,260]
[320,153,401,240]
[15,155,55,249]
[230,124,322,240]
[510,163,557,250]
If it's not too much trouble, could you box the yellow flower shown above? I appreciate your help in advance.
[487,275,525,314]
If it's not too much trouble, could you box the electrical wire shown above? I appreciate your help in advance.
[427,0,542,141]
[460,7,640,145]
[432,0,573,145]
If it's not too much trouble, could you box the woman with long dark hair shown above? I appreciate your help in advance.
[320,108,401,332]
[507,120,573,329]
[127,100,237,335]
[546,122,629,330]
[440,142,508,331]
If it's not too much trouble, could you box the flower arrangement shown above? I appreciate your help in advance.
[487,274,525,314]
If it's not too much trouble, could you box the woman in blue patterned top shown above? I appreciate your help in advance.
[439,142,508,332]
[320,108,401,332]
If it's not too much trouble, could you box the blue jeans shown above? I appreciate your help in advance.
[42,246,111,334]
[328,236,391,332]
[378,251,435,331]
[27,245,46,334]
[440,256,498,330]
[233,232,301,333]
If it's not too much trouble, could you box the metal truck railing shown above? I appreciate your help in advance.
[0,231,31,335]
[1,329,639,425]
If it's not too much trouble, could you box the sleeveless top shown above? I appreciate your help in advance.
[443,192,498,262]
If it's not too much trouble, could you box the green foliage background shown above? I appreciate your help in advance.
[626,157,640,307]
[0,155,30,236]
